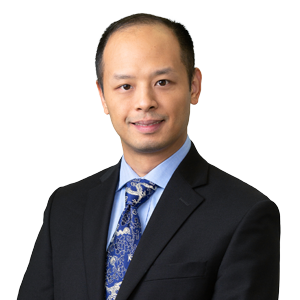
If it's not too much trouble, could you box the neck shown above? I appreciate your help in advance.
[122,136,187,177]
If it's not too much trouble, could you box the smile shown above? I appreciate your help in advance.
[134,120,163,126]
[131,120,164,133]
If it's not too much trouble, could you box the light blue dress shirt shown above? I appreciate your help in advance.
[106,136,191,249]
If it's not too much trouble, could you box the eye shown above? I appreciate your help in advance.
[120,84,132,90]
[156,79,169,87]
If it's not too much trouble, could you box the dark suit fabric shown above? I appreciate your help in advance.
[18,143,280,300]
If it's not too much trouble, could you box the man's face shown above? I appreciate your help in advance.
[98,24,201,156]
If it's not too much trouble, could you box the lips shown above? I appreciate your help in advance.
[131,119,164,133]
[133,120,163,126]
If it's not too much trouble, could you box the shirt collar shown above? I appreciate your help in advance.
[117,136,191,191]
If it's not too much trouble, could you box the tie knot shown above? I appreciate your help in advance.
[125,178,157,208]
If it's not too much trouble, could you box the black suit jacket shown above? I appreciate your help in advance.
[18,143,280,300]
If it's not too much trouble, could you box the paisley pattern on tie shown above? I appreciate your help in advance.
[105,178,157,300]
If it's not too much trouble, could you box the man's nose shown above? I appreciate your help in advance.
[134,86,158,112]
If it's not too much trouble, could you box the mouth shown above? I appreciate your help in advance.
[132,120,163,126]
[131,119,164,133]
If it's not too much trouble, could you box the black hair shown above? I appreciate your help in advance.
[95,13,195,92]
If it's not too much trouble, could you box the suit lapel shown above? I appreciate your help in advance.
[83,163,120,300]
[116,143,209,300]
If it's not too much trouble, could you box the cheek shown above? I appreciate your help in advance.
[164,96,190,121]
[107,103,130,133]
[106,98,125,118]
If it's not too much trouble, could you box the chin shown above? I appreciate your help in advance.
[129,139,170,154]
[135,143,166,154]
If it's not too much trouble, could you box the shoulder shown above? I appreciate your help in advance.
[49,163,119,210]
[208,164,267,199]
[199,163,279,216]
[180,142,277,212]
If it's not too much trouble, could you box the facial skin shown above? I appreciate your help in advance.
[97,24,202,176]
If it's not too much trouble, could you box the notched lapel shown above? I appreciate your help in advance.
[83,163,120,300]
[116,171,206,300]
[115,142,209,300]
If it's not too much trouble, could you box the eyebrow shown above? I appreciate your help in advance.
[113,74,135,80]
[113,68,176,80]
[152,67,175,76]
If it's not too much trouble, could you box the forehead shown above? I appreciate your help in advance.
[107,23,177,44]
[102,24,183,76]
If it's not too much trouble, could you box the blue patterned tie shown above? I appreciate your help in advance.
[105,178,157,300]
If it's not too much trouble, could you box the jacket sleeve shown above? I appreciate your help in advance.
[17,189,58,300]
[211,200,280,300]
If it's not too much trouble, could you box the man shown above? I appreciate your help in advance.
[18,13,280,300]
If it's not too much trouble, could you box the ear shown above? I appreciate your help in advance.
[190,68,202,105]
[96,80,109,115]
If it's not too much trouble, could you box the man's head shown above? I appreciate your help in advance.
[95,14,201,163]
[95,13,195,93]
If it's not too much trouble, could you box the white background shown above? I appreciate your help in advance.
[1,1,299,299]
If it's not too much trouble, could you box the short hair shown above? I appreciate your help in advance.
[95,13,195,92]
